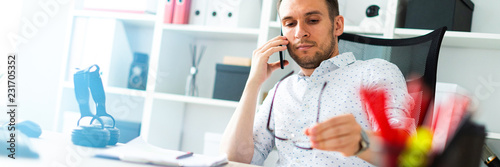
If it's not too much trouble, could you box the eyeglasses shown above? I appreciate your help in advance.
[266,71,328,150]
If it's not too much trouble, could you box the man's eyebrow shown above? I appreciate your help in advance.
[305,10,322,16]
[281,15,293,21]
[281,10,323,21]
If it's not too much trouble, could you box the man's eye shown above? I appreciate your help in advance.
[309,19,319,24]
[284,22,295,27]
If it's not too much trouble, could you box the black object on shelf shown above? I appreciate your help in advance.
[213,64,250,101]
[128,52,149,90]
[404,0,474,32]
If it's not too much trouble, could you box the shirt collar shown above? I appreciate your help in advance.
[298,52,356,79]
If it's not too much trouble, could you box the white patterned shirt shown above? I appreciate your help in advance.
[251,52,415,166]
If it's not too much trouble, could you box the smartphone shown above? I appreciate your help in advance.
[280,30,285,69]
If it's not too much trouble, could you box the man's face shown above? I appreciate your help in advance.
[279,0,341,69]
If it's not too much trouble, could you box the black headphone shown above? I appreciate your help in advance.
[72,65,119,148]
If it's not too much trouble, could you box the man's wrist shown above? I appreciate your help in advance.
[354,129,370,156]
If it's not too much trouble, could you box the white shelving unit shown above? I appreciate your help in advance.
[162,24,260,40]
[488,132,500,140]
[55,0,500,153]
[56,0,262,152]
[154,92,239,108]
[72,10,156,27]
[395,28,500,50]
[62,81,148,97]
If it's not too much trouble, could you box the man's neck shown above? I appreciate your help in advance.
[300,51,340,77]
[301,68,315,77]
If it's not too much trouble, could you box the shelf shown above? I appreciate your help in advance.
[162,24,260,41]
[343,25,384,35]
[268,21,384,35]
[488,132,500,140]
[154,92,239,108]
[395,28,500,50]
[63,82,148,98]
[73,10,156,27]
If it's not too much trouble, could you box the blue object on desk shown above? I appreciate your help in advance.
[0,128,39,158]
[17,120,42,138]
[72,65,120,148]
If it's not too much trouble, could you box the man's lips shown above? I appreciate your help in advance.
[296,44,314,51]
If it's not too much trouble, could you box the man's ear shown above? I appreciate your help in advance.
[334,15,344,37]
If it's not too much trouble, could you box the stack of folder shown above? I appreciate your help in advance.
[164,0,191,24]
[164,0,261,28]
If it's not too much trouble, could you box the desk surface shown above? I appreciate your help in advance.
[1,131,257,167]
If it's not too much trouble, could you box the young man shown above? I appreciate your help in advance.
[220,0,414,166]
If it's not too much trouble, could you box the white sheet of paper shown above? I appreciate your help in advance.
[96,136,228,166]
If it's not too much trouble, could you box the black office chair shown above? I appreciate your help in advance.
[338,26,447,127]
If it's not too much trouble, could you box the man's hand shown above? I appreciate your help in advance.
[247,36,289,86]
[305,114,362,156]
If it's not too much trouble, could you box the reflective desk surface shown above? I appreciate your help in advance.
[1,131,257,167]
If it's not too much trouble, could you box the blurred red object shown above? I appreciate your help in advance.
[360,88,409,167]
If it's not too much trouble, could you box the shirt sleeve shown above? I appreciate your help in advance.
[250,86,276,165]
[363,59,416,134]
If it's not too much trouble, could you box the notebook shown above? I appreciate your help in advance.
[95,136,228,166]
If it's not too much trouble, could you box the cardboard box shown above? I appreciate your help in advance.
[222,56,251,67]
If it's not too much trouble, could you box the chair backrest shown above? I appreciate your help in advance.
[338,27,447,126]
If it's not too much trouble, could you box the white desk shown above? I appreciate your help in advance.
[0,131,256,167]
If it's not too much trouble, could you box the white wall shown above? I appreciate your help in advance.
[470,0,500,34]
[179,104,234,153]
[435,0,500,133]
[0,2,23,123]
[0,0,73,131]
[437,47,500,133]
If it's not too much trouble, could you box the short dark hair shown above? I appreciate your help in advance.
[277,0,339,24]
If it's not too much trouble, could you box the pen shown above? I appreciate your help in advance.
[176,152,193,159]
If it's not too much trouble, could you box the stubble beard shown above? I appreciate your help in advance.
[287,29,336,69]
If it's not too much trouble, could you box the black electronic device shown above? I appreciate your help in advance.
[280,30,285,69]
[72,65,119,148]
[366,5,380,17]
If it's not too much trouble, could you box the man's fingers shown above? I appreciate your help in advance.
[312,134,360,155]
[256,36,288,53]
[309,114,355,135]
[309,124,353,142]
[269,60,289,71]
[262,45,287,57]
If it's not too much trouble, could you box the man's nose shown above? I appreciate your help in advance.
[294,22,310,39]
